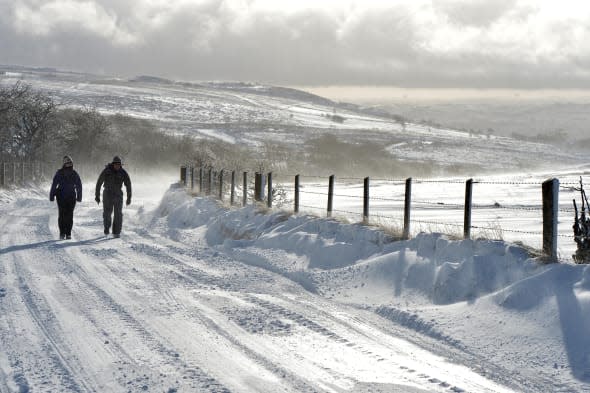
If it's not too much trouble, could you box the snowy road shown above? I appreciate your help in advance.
[0,178,545,392]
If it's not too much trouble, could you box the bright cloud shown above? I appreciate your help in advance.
[12,0,138,45]
[1,0,590,87]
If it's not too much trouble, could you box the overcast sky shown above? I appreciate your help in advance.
[1,0,590,88]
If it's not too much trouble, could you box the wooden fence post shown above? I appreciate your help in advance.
[231,170,236,205]
[327,175,335,217]
[21,162,25,184]
[12,162,16,185]
[254,173,265,202]
[180,165,187,185]
[542,178,559,261]
[254,173,261,201]
[199,167,203,193]
[243,172,248,206]
[294,175,300,214]
[464,179,473,239]
[190,166,194,191]
[267,172,273,208]
[208,168,213,195]
[403,177,412,240]
[363,177,370,223]
[1,162,4,187]
[219,170,224,200]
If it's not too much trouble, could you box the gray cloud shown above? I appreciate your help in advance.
[1,0,590,88]
[434,0,517,28]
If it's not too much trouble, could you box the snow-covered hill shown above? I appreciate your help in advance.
[1,178,589,392]
[0,66,583,174]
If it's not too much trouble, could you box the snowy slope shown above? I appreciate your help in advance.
[0,66,584,173]
[1,177,589,392]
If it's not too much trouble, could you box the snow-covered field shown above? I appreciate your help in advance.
[1,176,590,392]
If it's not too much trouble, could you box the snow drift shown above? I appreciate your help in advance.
[154,185,563,307]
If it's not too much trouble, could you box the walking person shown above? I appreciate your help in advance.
[95,156,132,238]
[49,155,82,240]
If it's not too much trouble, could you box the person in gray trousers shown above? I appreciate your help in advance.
[95,156,132,238]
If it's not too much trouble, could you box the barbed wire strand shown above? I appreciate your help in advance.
[186,166,583,186]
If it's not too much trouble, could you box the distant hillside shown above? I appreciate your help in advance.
[0,65,584,176]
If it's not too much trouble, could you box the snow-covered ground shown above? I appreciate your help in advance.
[2,66,590,392]
[1,174,590,392]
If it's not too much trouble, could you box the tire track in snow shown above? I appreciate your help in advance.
[43,254,153,389]
[0,280,20,393]
[8,244,147,392]
[3,205,231,392]
[233,267,554,392]
[1,208,92,392]
[113,238,322,392]
[123,234,464,392]
[15,274,91,392]
[241,294,348,342]
[183,242,520,393]
[55,245,233,393]
[237,294,469,392]
[62,204,237,391]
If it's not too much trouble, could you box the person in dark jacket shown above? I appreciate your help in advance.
[95,156,132,238]
[49,155,82,239]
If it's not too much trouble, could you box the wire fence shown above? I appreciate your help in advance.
[0,161,142,188]
[181,165,584,262]
[0,161,46,187]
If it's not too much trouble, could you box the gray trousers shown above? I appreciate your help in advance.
[103,190,123,235]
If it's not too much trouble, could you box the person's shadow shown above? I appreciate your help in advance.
[0,236,109,255]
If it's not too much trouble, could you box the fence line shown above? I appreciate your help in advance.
[0,161,142,189]
[0,161,47,187]
[180,165,575,261]
[239,170,577,186]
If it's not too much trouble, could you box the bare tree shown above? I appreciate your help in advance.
[0,81,57,161]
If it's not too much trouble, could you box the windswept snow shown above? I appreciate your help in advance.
[1,178,590,392]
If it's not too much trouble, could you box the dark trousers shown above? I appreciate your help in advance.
[57,198,76,236]
[103,191,123,235]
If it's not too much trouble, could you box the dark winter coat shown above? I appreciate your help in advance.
[50,167,82,202]
[95,164,132,202]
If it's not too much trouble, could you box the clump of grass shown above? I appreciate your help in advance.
[330,213,352,225]
[474,220,504,241]
[512,241,544,259]
[255,203,272,215]
[361,216,404,241]
[410,222,463,240]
